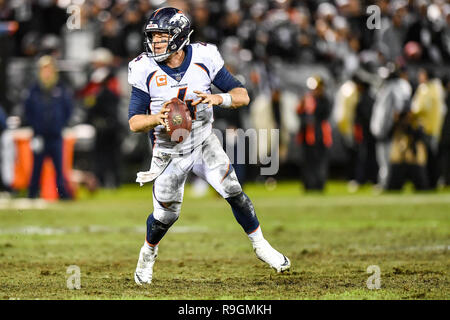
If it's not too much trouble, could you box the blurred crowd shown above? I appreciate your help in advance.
[0,0,449,198]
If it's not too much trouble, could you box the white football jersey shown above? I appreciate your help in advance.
[128,43,225,155]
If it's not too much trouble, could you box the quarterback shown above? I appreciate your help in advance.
[127,7,290,285]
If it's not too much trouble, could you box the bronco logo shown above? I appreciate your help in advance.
[169,13,189,30]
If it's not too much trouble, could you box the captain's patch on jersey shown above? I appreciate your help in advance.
[156,75,167,87]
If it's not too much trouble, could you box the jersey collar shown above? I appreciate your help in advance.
[156,45,192,82]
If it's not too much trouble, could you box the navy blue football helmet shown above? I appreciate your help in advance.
[143,7,193,62]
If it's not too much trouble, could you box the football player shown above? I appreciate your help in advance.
[128,7,290,285]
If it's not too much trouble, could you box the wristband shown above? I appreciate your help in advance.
[218,93,232,108]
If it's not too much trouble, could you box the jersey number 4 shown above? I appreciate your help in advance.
[177,88,196,120]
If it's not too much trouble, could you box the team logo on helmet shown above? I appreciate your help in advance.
[169,13,190,30]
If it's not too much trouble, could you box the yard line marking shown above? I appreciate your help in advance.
[0,198,48,210]
[254,195,450,207]
[0,225,208,235]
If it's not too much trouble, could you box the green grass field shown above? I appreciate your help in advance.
[0,181,449,300]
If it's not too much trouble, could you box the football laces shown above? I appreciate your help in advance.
[164,118,170,132]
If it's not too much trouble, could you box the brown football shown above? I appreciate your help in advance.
[164,97,192,143]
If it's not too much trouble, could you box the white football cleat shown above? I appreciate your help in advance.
[253,239,290,273]
[134,244,158,285]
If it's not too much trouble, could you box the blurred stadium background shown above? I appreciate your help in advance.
[0,0,449,196]
[0,0,449,300]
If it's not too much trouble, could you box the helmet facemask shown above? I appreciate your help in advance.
[144,22,193,62]
[144,31,173,62]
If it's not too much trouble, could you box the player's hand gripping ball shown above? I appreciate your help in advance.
[164,97,192,143]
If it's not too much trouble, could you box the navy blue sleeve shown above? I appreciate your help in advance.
[0,105,7,130]
[24,88,34,128]
[128,86,151,120]
[212,66,244,93]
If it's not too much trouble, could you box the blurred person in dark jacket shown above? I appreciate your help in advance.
[439,5,450,62]
[191,0,220,44]
[296,75,333,191]
[25,55,73,199]
[121,3,146,60]
[0,103,7,192]
[352,74,378,188]
[78,48,122,188]
[0,104,6,131]
[439,76,450,186]
[100,15,126,59]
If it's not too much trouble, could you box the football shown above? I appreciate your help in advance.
[164,97,192,143]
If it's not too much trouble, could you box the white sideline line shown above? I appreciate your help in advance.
[0,225,208,235]
[290,243,449,254]
[346,244,449,253]
[256,195,450,207]
[0,198,49,210]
